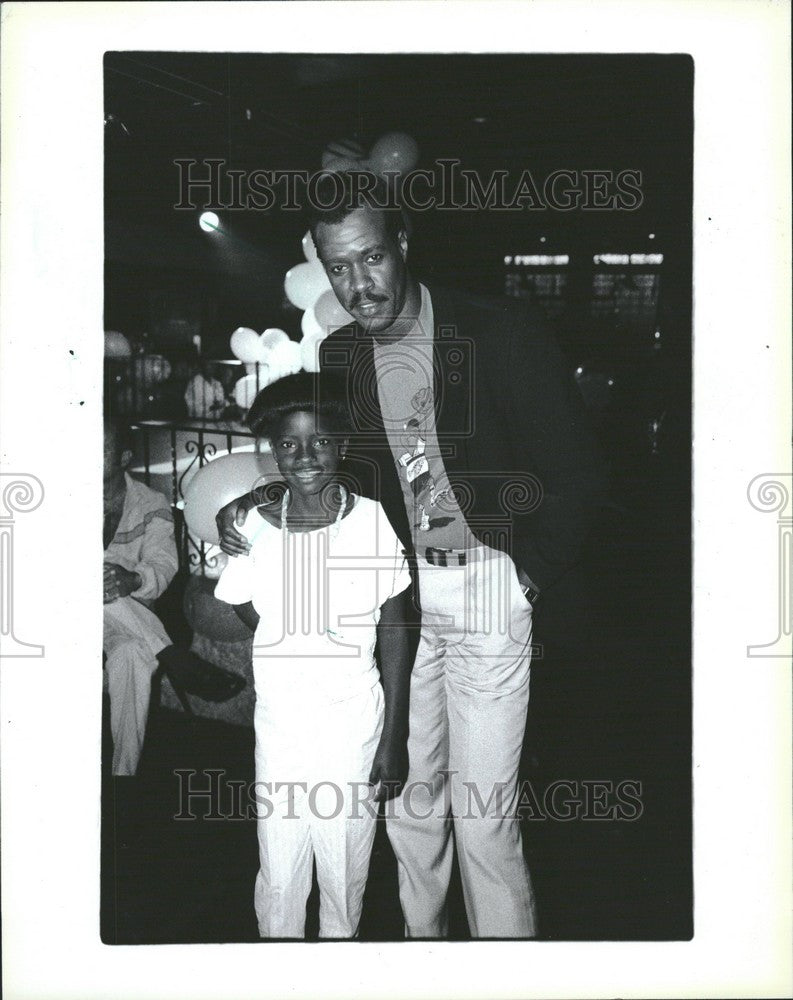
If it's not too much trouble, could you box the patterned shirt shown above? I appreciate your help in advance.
[104,473,178,606]
[373,284,478,553]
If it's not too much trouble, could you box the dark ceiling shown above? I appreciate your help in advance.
[105,51,692,206]
[104,52,693,326]
[106,52,692,156]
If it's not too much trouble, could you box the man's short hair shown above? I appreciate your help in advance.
[305,170,406,246]
[246,371,353,440]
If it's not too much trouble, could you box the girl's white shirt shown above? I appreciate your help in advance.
[215,494,411,701]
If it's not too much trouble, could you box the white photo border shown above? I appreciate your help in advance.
[1,2,790,998]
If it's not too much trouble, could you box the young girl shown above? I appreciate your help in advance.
[214,372,414,939]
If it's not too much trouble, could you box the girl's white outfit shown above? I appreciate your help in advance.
[215,494,410,938]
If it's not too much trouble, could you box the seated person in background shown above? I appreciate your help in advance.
[214,372,416,939]
[184,360,228,419]
[103,414,178,776]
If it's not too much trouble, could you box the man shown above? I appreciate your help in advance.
[103,415,178,775]
[184,360,228,419]
[218,173,605,937]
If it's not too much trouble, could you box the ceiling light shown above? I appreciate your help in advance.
[199,211,220,233]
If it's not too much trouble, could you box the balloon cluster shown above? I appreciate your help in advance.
[228,326,302,409]
[281,230,356,376]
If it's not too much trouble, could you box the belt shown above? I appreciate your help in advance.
[419,545,540,605]
[421,545,488,566]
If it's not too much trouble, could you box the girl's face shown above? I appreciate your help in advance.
[268,410,346,501]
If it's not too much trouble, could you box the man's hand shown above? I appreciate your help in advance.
[215,494,256,556]
[515,565,537,608]
[369,731,409,802]
[103,562,141,604]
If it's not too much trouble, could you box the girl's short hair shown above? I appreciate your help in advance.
[246,371,353,439]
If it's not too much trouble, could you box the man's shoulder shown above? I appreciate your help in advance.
[317,322,372,379]
[320,321,363,348]
[125,474,173,516]
[317,282,552,357]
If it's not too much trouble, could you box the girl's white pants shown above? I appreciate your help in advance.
[252,669,384,939]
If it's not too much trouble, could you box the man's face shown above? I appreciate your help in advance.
[314,207,409,333]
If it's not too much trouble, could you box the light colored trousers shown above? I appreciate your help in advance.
[386,545,538,938]
[252,671,384,938]
[103,596,170,776]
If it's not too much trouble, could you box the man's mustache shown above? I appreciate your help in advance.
[349,293,388,309]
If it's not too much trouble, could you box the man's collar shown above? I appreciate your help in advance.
[420,280,456,329]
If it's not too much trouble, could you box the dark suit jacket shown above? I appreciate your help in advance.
[319,281,606,595]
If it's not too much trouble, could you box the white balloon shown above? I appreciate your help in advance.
[300,334,325,373]
[369,132,419,175]
[269,339,302,381]
[230,326,261,363]
[105,330,132,359]
[233,373,263,410]
[301,230,318,262]
[258,328,289,357]
[285,340,303,376]
[183,450,278,545]
[244,362,273,388]
[284,261,331,311]
[301,307,323,340]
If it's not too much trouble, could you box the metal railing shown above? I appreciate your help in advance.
[128,418,259,577]
[106,355,271,577]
